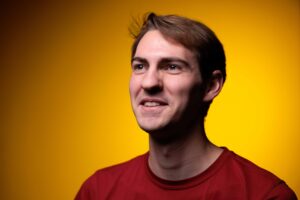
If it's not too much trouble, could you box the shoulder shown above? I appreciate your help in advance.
[75,153,148,200]
[223,148,297,199]
[228,150,279,183]
[93,152,147,179]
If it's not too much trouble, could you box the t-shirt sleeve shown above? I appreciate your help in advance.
[74,175,98,200]
[74,184,88,200]
[264,181,297,200]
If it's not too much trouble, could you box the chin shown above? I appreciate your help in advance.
[138,120,178,140]
[138,123,165,133]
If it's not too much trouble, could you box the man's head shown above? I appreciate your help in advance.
[129,13,226,138]
[130,13,226,83]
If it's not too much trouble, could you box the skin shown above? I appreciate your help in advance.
[129,30,224,180]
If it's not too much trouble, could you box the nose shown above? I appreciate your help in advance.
[141,68,162,94]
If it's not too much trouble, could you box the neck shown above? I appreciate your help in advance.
[148,123,222,181]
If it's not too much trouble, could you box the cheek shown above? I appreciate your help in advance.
[129,75,140,98]
[166,77,195,95]
[165,77,202,105]
[166,80,192,103]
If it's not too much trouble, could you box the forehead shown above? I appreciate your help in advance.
[135,30,196,61]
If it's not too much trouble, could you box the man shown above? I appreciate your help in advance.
[76,13,297,199]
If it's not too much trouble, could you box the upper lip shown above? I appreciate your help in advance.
[139,97,168,105]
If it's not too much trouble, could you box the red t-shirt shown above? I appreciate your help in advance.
[75,148,297,199]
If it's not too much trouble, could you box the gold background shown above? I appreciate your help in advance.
[1,0,299,199]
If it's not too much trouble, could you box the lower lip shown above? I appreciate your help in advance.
[139,105,167,113]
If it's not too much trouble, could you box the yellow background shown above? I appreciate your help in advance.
[0,0,299,199]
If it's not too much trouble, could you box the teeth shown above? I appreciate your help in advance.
[144,102,160,107]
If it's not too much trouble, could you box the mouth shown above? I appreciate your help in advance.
[139,98,168,107]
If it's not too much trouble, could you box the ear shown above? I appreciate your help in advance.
[203,70,224,102]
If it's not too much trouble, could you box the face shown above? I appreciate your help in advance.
[130,30,205,135]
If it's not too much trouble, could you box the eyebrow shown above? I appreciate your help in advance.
[131,57,148,64]
[131,56,190,67]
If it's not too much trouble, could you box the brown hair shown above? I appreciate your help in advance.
[129,12,226,82]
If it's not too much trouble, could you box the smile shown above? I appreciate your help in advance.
[139,98,168,113]
[140,98,168,106]
[144,102,161,107]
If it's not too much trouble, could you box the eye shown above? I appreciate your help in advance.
[165,64,181,74]
[168,64,176,70]
[132,63,146,73]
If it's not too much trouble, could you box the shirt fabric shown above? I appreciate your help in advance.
[75,148,297,200]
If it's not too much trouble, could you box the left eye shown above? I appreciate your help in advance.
[168,64,178,70]
[165,64,181,73]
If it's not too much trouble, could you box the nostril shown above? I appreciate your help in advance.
[144,85,162,95]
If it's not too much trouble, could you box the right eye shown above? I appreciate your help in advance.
[132,63,146,73]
